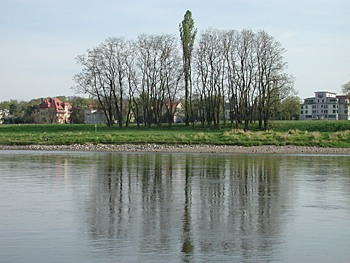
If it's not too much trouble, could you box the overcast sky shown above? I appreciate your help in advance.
[1,0,349,102]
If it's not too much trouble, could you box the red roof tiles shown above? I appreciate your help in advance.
[39,98,72,113]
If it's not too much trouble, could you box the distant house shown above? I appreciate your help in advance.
[39,98,72,124]
[300,91,350,120]
[0,109,10,124]
[224,102,235,120]
[163,101,184,123]
[84,108,107,124]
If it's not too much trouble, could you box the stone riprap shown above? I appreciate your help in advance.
[0,144,349,154]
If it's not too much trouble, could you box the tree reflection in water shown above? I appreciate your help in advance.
[79,153,334,261]
[2,151,350,262]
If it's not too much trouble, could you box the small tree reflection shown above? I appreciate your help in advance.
[181,155,194,261]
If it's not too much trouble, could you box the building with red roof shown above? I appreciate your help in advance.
[39,98,72,124]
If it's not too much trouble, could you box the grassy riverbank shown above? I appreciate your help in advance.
[0,121,350,148]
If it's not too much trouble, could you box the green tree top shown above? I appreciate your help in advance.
[179,10,197,57]
[179,10,197,126]
[341,80,350,95]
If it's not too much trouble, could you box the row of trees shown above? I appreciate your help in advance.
[193,29,296,130]
[73,11,298,129]
[73,35,183,127]
[0,99,41,123]
[0,93,299,125]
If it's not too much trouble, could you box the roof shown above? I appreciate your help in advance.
[39,98,72,113]
[164,101,181,111]
[314,91,337,94]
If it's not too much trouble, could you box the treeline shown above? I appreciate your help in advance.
[0,97,93,124]
[193,29,298,130]
[73,12,299,129]
[1,12,300,128]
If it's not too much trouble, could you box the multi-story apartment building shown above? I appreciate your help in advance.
[300,91,350,120]
[39,98,72,124]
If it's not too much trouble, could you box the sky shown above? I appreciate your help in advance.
[1,0,349,102]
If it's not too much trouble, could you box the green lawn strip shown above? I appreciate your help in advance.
[0,122,350,147]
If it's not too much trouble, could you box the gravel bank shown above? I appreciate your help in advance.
[1,144,350,155]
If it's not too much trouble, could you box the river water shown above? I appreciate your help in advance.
[0,151,349,263]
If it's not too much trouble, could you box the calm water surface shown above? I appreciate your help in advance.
[0,151,350,263]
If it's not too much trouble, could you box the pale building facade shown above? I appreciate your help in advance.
[0,109,10,124]
[84,109,107,124]
[300,91,350,120]
[39,98,72,124]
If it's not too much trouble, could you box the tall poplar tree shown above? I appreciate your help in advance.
[180,10,197,126]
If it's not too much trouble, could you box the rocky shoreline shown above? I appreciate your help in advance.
[1,144,350,155]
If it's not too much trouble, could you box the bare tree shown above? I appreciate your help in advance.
[222,30,239,127]
[74,38,134,127]
[161,37,183,126]
[234,30,257,131]
[137,34,163,127]
[136,34,181,127]
[100,38,128,127]
[124,40,140,127]
[194,29,225,128]
[254,31,289,129]
[73,46,115,126]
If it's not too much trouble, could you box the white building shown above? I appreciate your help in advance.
[163,101,184,123]
[84,109,107,124]
[300,91,350,120]
[0,109,10,124]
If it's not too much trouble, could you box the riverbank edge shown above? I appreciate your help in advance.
[1,144,350,155]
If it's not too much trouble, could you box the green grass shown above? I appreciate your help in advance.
[0,121,350,148]
[267,120,350,132]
